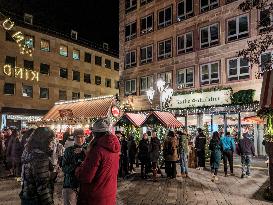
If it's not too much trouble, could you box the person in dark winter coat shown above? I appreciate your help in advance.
[21,128,35,149]
[237,131,255,178]
[177,130,189,178]
[7,129,23,178]
[150,130,161,181]
[76,118,120,205]
[20,127,55,205]
[209,131,222,182]
[163,130,179,178]
[62,129,86,205]
[120,133,129,177]
[138,133,150,179]
[127,134,137,173]
[195,128,206,170]
[4,128,12,174]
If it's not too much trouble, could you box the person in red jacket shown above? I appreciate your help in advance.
[76,118,120,205]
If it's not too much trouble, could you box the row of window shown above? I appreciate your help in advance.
[125,0,238,14]
[125,14,250,68]
[5,56,119,87]
[124,56,251,94]
[6,32,120,71]
[3,83,118,100]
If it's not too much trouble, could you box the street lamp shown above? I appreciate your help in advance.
[146,78,173,111]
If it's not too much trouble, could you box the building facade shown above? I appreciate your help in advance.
[119,0,269,155]
[0,14,119,129]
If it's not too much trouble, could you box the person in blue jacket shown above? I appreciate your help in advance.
[220,131,235,177]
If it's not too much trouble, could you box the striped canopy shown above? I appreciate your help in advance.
[141,111,182,128]
[260,69,273,108]
[114,113,146,127]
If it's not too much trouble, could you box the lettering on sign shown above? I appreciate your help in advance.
[3,64,39,82]
[169,89,232,109]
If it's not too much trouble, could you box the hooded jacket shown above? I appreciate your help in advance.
[76,133,120,205]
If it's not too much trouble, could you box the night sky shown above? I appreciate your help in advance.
[0,0,120,51]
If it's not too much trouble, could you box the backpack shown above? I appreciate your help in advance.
[166,141,174,155]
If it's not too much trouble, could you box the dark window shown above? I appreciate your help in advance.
[225,0,238,3]
[177,67,194,88]
[84,73,91,84]
[105,59,111,68]
[158,6,172,29]
[227,57,249,81]
[227,15,249,42]
[40,63,50,75]
[22,84,33,97]
[200,23,219,48]
[84,52,92,63]
[140,45,153,64]
[125,0,137,13]
[59,90,67,101]
[95,56,102,66]
[259,9,273,33]
[95,76,101,85]
[6,32,14,42]
[40,39,50,52]
[125,50,137,69]
[105,78,111,88]
[261,52,272,72]
[140,14,153,35]
[125,79,136,95]
[177,32,193,54]
[125,22,137,41]
[73,70,80,82]
[40,87,49,99]
[177,0,194,21]
[24,60,34,70]
[84,94,92,98]
[140,76,153,93]
[140,0,153,6]
[114,62,119,71]
[200,62,219,85]
[4,83,15,95]
[200,0,219,13]
[5,56,16,68]
[72,92,80,100]
[158,39,172,60]
[114,80,119,89]
[60,68,68,79]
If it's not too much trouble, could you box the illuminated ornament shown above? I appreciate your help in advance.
[2,18,15,30]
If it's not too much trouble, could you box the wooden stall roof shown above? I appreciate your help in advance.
[114,113,146,127]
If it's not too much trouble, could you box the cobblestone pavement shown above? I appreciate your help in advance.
[0,163,271,205]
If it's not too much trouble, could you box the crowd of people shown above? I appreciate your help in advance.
[0,121,257,205]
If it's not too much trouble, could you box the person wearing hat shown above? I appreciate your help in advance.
[62,128,86,205]
[149,129,161,181]
[76,118,120,205]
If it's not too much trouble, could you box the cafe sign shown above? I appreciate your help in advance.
[169,89,232,109]
[3,64,39,82]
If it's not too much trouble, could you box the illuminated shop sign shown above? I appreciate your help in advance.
[3,64,39,82]
[169,89,232,109]
[7,115,42,121]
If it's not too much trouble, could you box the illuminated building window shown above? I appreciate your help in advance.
[59,45,68,57]
[95,76,101,85]
[105,59,111,69]
[140,45,153,64]
[114,62,119,71]
[40,39,50,52]
[200,23,219,48]
[157,72,172,85]
[177,67,194,88]
[95,56,102,66]
[60,68,68,79]
[73,49,80,60]
[200,62,220,85]
[4,83,15,95]
[5,56,16,68]
[72,92,80,100]
[25,35,34,48]
[84,73,91,84]
[22,84,33,97]
[105,78,111,88]
[40,87,49,99]
[177,31,193,54]
[72,70,80,82]
[227,15,249,42]
[125,21,137,41]
[59,90,67,101]
[140,14,153,35]
[158,39,172,60]
[24,60,34,70]
[125,79,136,95]
[158,6,172,29]
[84,52,92,63]
[227,57,249,81]
[140,75,153,94]
[40,63,50,75]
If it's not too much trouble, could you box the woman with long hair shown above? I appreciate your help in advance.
[20,127,55,205]
[209,131,222,182]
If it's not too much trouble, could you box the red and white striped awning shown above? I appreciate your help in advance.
[114,113,146,127]
[260,70,273,108]
[141,111,182,128]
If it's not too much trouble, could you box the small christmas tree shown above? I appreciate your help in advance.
[203,123,211,160]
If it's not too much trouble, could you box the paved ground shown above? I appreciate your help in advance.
[0,158,271,205]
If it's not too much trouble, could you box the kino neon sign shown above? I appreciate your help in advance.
[3,64,39,82]
[2,18,33,56]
